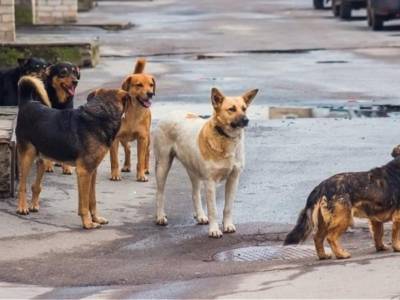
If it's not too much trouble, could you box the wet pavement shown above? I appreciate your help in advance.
[2,0,400,298]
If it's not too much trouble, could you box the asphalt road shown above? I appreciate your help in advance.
[2,0,400,298]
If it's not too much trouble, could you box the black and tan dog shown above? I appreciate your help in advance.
[0,57,49,106]
[16,76,130,229]
[41,62,81,175]
[285,147,400,259]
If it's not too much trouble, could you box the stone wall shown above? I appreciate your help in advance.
[34,0,78,24]
[15,0,33,25]
[0,0,16,42]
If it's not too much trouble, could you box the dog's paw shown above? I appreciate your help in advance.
[121,166,131,173]
[29,205,39,213]
[335,251,351,259]
[196,214,209,225]
[376,244,389,252]
[16,206,30,215]
[62,166,73,175]
[83,222,102,230]
[45,166,54,173]
[223,223,236,233]
[318,253,332,260]
[92,216,108,225]
[209,228,223,238]
[156,215,168,226]
[392,243,400,252]
[110,173,122,181]
[137,174,148,182]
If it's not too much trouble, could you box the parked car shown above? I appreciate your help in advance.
[367,0,400,30]
[332,0,367,19]
[313,0,330,9]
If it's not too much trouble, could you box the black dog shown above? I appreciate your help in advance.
[16,76,130,229]
[0,57,48,106]
[45,62,80,109]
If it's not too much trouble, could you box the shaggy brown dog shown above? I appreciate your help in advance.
[16,76,130,229]
[285,146,400,259]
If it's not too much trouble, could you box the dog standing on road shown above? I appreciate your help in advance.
[16,76,130,229]
[109,58,155,182]
[41,62,81,175]
[284,145,400,259]
[153,88,258,238]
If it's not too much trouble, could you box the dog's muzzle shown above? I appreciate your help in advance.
[231,116,249,128]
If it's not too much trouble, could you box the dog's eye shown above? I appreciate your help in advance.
[228,107,237,113]
[136,83,144,88]
[242,106,247,112]
[59,70,68,77]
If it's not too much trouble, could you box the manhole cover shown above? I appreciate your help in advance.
[214,245,318,262]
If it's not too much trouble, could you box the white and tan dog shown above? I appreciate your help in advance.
[153,87,258,238]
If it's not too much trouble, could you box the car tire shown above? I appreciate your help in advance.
[313,0,324,9]
[339,1,352,20]
[332,1,340,17]
[371,14,384,30]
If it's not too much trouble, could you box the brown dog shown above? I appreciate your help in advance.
[109,58,156,182]
[16,76,130,229]
[285,145,400,259]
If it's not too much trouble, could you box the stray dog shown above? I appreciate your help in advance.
[107,58,155,182]
[42,62,81,175]
[16,76,130,229]
[153,88,258,238]
[284,146,400,259]
[0,57,48,106]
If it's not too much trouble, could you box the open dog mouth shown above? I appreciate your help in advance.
[137,97,152,108]
[61,83,76,97]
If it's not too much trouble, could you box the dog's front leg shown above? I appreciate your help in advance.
[77,166,100,229]
[206,180,222,238]
[392,211,400,252]
[89,169,108,225]
[223,169,240,233]
[110,139,121,181]
[136,136,149,182]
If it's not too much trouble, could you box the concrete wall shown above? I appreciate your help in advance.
[0,0,16,42]
[34,0,77,24]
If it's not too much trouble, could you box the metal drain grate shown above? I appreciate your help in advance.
[214,245,318,262]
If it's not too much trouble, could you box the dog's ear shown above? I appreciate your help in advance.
[17,58,27,67]
[392,145,400,158]
[122,76,132,91]
[211,88,225,109]
[87,90,98,102]
[151,77,156,96]
[242,89,259,106]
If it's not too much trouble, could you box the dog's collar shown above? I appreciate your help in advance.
[215,126,233,139]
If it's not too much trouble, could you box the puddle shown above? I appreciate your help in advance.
[214,245,319,262]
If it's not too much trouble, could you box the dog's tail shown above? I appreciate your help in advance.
[134,58,146,74]
[18,76,51,107]
[283,185,322,245]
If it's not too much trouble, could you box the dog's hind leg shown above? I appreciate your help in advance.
[313,202,332,260]
[188,172,208,225]
[89,169,108,225]
[325,198,352,259]
[110,139,122,181]
[392,210,400,252]
[155,151,173,226]
[76,164,100,229]
[30,158,46,212]
[17,144,36,215]
[205,180,222,238]
[369,220,388,251]
[121,140,131,173]
[223,168,240,233]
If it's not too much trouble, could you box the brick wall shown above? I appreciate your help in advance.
[0,0,16,42]
[34,0,77,24]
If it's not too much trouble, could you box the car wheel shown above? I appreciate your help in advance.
[371,14,384,30]
[332,1,340,17]
[313,0,324,9]
[339,1,352,20]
